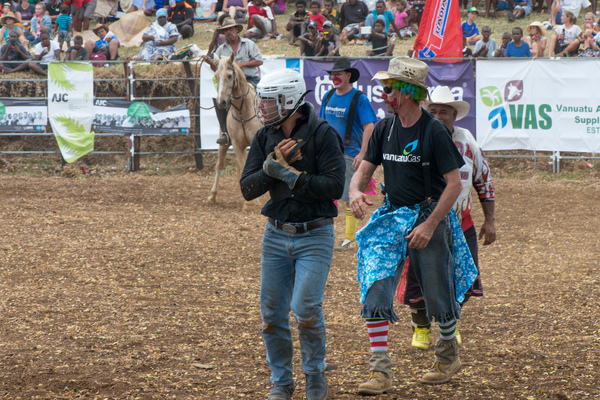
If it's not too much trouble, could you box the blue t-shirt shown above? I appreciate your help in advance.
[505,41,531,57]
[56,14,71,31]
[319,88,378,157]
[370,9,394,34]
[462,20,479,38]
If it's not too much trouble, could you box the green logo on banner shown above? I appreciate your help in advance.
[127,102,151,119]
[479,86,503,107]
[0,101,5,120]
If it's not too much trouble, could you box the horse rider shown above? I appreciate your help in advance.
[204,16,263,146]
[240,69,345,400]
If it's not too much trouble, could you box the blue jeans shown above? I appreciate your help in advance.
[362,203,461,324]
[260,221,335,386]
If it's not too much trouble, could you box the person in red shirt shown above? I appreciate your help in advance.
[64,0,96,32]
[309,0,326,31]
[243,0,279,40]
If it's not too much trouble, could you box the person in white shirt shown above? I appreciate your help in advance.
[548,9,583,56]
[28,31,60,76]
[473,26,497,58]
[550,0,590,26]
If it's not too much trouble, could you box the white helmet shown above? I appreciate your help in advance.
[255,69,307,128]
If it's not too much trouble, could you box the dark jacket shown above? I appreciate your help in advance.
[240,102,345,223]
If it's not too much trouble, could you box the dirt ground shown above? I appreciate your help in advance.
[0,158,599,400]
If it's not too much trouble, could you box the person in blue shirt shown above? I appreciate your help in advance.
[505,26,532,57]
[364,0,402,38]
[509,0,533,20]
[462,7,481,45]
[319,58,377,252]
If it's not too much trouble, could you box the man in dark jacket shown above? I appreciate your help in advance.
[240,69,345,400]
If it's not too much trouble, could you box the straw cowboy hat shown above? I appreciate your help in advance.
[425,86,470,121]
[372,57,428,89]
[93,24,110,35]
[526,21,547,36]
[326,58,360,83]
[217,17,244,33]
[120,0,133,13]
[1,11,18,24]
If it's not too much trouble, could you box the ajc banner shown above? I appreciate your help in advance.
[476,59,600,152]
[0,99,47,132]
[303,59,475,135]
[93,100,191,135]
[48,62,95,163]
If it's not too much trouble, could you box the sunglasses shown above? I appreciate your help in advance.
[383,86,395,94]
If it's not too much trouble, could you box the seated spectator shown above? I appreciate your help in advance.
[0,12,28,47]
[28,31,60,76]
[493,31,512,56]
[14,0,35,31]
[365,18,394,55]
[392,0,411,39]
[316,20,340,56]
[508,0,532,20]
[264,0,286,14]
[322,0,340,34]
[65,35,89,60]
[286,0,309,45]
[27,3,54,45]
[85,24,120,61]
[297,19,318,55]
[365,0,402,40]
[549,10,582,56]
[0,30,30,74]
[339,0,369,44]
[243,0,278,40]
[462,7,481,44]
[505,26,531,56]
[582,11,597,31]
[463,35,473,57]
[550,0,590,27]
[131,8,179,60]
[473,25,497,57]
[309,0,326,31]
[44,0,63,22]
[195,0,217,21]
[578,20,599,56]
[525,21,547,57]
[130,0,157,14]
[55,5,72,51]
[222,0,247,22]
[168,0,194,38]
[407,0,425,26]
[2,2,21,22]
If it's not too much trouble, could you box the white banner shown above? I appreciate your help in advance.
[199,58,299,150]
[48,62,95,163]
[476,59,600,152]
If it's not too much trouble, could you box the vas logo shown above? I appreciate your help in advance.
[480,81,552,131]
[403,140,418,155]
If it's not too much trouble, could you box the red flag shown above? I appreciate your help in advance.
[413,0,462,61]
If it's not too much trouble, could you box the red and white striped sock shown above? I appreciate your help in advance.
[366,319,389,352]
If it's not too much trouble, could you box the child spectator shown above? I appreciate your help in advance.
[392,0,411,39]
[244,0,278,41]
[65,35,89,60]
[583,11,597,32]
[27,3,53,46]
[579,20,599,56]
[494,31,512,57]
[298,20,318,55]
[525,21,547,57]
[473,25,497,57]
[85,24,120,62]
[509,0,532,20]
[365,0,402,40]
[505,26,532,57]
[55,5,73,52]
[309,0,326,31]
[222,0,248,22]
[322,0,340,33]
[462,35,473,57]
[462,7,481,44]
[365,18,394,55]
[286,0,309,45]
[549,10,582,56]
[316,20,340,56]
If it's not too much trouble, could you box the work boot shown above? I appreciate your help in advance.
[411,327,432,350]
[419,357,462,384]
[216,131,231,146]
[267,382,296,400]
[358,371,392,395]
[305,373,328,400]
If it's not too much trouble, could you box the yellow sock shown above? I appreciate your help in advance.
[345,208,358,241]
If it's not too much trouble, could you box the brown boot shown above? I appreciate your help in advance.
[216,131,231,146]
[358,371,392,395]
[419,358,462,384]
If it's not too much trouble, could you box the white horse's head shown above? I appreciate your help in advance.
[214,52,246,110]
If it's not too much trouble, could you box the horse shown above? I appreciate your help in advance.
[207,52,264,211]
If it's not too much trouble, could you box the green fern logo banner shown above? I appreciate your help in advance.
[48,62,95,163]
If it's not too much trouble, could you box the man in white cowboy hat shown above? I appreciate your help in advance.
[319,57,377,252]
[204,16,263,145]
[348,57,472,393]
[400,85,496,352]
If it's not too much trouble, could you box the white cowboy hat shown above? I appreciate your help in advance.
[372,56,428,89]
[425,86,470,121]
[526,21,547,37]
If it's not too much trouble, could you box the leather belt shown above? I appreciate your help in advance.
[268,217,333,234]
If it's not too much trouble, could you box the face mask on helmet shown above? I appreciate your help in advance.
[255,94,288,128]
[254,69,308,129]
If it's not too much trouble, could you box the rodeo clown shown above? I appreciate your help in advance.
[347,57,479,394]
[240,69,345,400]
